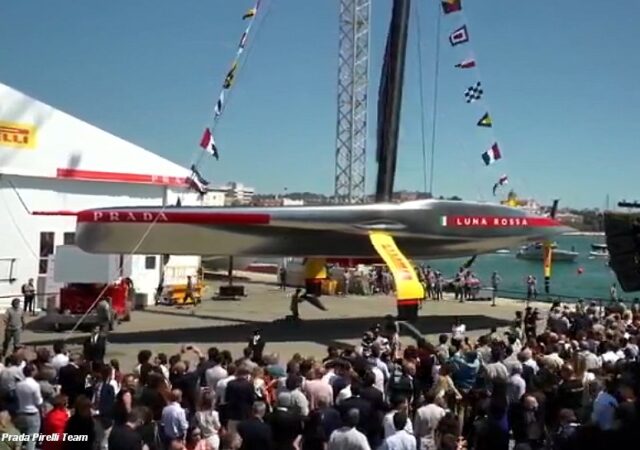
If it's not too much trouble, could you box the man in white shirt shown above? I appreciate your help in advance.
[507,363,526,404]
[600,343,622,365]
[205,357,228,391]
[413,394,446,450]
[51,340,70,375]
[383,396,413,438]
[215,365,237,407]
[451,318,466,342]
[15,364,43,450]
[161,389,189,444]
[381,412,416,450]
[328,409,370,450]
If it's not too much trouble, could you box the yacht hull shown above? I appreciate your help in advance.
[75,200,571,259]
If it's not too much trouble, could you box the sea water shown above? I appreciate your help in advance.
[419,235,624,302]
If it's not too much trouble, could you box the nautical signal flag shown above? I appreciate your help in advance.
[239,31,248,50]
[441,0,462,14]
[455,58,476,69]
[214,92,224,117]
[243,7,256,20]
[223,62,237,89]
[188,164,210,195]
[482,143,502,166]
[464,82,483,103]
[477,112,492,127]
[199,128,219,160]
[492,174,509,196]
[449,25,469,46]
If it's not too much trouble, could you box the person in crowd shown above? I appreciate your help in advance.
[237,401,272,450]
[42,395,70,450]
[21,279,36,316]
[108,408,146,450]
[0,410,20,450]
[15,363,43,450]
[64,395,96,450]
[2,298,24,355]
[83,326,107,368]
[328,408,370,450]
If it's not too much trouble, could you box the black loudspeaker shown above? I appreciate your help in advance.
[604,212,640,292]
[218,285,246,298]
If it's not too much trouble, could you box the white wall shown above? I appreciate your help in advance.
[0,174,191,310]
[164,189,225,207]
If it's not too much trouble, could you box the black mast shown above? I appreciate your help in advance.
[375,0,411,203]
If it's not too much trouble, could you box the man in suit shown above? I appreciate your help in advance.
[225,367,256,433]
[83,326,106,368]
[58,354,87,405]
[237,401,272,450]
[266,392,304,450]
[337,381,378,447]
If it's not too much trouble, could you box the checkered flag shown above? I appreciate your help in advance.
[464,82,483,103]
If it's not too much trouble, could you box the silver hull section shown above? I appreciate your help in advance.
[75,200,572,259]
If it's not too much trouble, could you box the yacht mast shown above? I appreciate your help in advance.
[375,0,411,203]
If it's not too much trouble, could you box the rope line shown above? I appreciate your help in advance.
[414,0,428,194]
[428,7,442,196]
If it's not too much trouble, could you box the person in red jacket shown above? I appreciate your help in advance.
[42,394,70,450]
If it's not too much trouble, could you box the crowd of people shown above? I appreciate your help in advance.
[1,295,640,450]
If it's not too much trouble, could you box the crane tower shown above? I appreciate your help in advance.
[334,0,370,203]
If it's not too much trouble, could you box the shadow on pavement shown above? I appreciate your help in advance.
[25,314,510,349]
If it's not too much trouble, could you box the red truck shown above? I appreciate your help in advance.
[45,246,133,331]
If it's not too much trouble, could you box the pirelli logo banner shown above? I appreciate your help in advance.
[0,121,37,150]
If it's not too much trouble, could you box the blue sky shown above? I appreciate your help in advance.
[1,0,638,208]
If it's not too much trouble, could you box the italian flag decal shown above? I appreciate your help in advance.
[440,216,448,226]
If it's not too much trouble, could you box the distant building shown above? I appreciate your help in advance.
[200,190,226,206]
[218,182,255,205]
[282,198,304,206]
[251,197,304,207]
[556,212,584,225]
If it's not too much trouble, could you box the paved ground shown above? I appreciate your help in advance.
[10,280,543,370]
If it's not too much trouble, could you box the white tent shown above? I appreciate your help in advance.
[0,82,204,311]
[0,82,190,184]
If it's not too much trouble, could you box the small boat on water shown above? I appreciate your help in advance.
[495,249,511,254]
[516,243,579,262]
[589,243,609,258]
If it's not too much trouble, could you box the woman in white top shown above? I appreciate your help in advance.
[193,392,221,450]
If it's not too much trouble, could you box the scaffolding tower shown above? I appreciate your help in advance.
[334,0,370,203]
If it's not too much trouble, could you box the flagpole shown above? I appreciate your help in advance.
[428,7,442,196]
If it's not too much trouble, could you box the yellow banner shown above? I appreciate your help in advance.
[303,258,327,279]
[369,231,425,301]
[543,242,552,278]
[0,121,37,150]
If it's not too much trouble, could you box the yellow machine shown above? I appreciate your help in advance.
[167,280,204,305]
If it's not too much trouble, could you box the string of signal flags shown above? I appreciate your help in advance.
[441,0,507,196]
[185,1,261,195]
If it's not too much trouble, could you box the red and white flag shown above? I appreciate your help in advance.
[199,128,219,160]
[455,58,476,69]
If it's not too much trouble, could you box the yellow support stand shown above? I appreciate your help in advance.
[303,258,327,296]
[543,241,553,294]
[369,231,425,321]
